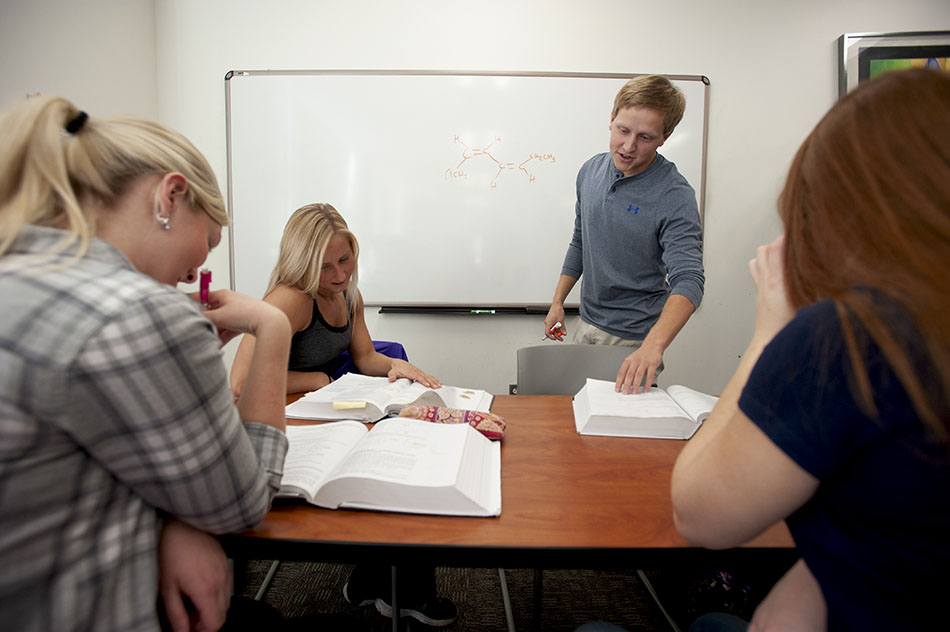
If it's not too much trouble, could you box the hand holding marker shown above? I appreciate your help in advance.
[199,268,211,309]
[542,321,565,341]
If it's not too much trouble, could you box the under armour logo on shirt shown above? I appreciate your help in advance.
[627,204,640,214]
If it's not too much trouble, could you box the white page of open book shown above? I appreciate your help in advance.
[586,379,689,418]
[326,374,424,406]
[283,422,367,493]
[327,417,467,487]
[435,385,493,411]
[291,374,491,416]
[666,385,719,422]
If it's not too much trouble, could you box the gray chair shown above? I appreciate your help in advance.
[515,343,680,632]
[516,343,634,395]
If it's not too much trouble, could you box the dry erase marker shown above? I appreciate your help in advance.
[542,321,565,341]
[199,268,211,309]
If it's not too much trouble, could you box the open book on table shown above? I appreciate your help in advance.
[285,373,494,422]
[279,417,501,517]
[573,378,718,439]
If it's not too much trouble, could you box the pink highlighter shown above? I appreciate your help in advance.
[199,269,211,309]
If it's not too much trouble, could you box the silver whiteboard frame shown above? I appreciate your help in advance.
[224,69,710,294]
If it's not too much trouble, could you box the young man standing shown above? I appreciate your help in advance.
[544,75,705,394]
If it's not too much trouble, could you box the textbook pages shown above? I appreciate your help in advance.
[573,378,718,439]
[285,373,494,422]
[278,417,502,517]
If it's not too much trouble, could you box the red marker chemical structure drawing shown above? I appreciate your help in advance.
[199,269,211,310]
[445,136,556,189]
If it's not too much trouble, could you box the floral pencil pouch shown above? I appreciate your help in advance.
[397,405,506,440]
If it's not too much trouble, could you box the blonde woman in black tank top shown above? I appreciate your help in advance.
[230,203,440,396]
[229,203,457,626]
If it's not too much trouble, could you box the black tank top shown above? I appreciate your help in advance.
[287,298,352,372]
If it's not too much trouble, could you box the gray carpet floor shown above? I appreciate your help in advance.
[236,560,790,631]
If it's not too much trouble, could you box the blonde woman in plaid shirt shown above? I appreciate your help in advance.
[0,96,292,631]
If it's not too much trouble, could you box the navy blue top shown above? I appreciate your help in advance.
[739,297,950,631]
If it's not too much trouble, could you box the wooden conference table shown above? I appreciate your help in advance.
[221,394,795,570]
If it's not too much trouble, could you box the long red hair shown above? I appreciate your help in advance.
[780,68,950,437]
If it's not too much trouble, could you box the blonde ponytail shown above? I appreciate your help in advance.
[0,95,227,261]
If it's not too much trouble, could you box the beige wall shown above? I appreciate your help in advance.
[4,0,948,394]
[0,0,157,117]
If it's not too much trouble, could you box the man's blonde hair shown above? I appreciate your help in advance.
[612,75,686,136]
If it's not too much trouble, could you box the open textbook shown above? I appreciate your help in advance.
[285,373,494,422]
[573,378,718,439]
[279,417,501,517]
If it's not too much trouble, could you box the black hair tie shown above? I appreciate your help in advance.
[65,111,88,134]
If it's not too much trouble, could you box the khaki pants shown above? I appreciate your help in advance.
[571,319,664,382]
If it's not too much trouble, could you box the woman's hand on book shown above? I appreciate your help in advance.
[387,359,442,389]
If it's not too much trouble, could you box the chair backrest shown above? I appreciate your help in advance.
[328,340,408,380]
[516,344,633,395]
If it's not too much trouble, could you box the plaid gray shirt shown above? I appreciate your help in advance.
[0,226,288,631]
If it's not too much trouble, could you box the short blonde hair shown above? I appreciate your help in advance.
[0,95,227,260]
[266,203,360,316]
[612,75,686,135]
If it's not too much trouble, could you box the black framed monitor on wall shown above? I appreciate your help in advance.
[838,31,950,97]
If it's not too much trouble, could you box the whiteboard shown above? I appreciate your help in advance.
[225,71,708,307]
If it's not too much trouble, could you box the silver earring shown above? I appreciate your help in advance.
[156,213,170,230]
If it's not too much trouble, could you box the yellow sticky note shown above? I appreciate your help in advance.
[332,401,367,410]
